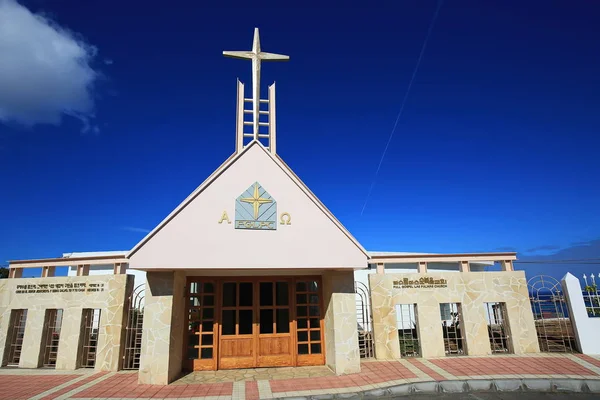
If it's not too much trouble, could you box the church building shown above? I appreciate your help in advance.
[0,29,540,385]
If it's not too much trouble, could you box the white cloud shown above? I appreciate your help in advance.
[0,0,100,130]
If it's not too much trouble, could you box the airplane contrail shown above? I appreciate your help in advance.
[361,0,444,216]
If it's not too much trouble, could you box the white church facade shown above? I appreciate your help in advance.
[0,29,540,385]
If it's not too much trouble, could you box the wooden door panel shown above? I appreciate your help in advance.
[219,356,255,369]
[193,357,215,371]
[219,336,254,369]
[294,279,325,366]
[185,279,218,371]
[220,337,254,357]
[259,336,290,355]
[186,276,326,371]
[218,280,255,370]
[257,336,292,367]
[258,355,293,367]
[297,354,325,367]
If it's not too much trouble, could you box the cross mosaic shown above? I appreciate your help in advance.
[235,182,277,230]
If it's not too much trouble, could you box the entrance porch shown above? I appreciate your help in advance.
[137,270,360,385]
[185,276,325,371]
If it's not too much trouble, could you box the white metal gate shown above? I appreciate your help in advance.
[528,275,577,352]
[355,281,375,358]
[122,284,145,370]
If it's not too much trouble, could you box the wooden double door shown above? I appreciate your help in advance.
[185,277,324,371]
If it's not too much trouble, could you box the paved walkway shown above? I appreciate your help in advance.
[173,365,335,385]
[0,353,599,400]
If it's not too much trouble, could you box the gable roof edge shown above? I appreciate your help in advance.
[128,144,254,258]
[267,149,368,257]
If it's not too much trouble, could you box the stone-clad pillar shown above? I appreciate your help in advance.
[461,300,493,355]
[138,271,185,385]
[8,268,22,279]
[19,308,45,368]
[501,260,514,271]
[415,303,446,358]
[504,276,539,354]
[370,274,400,360]
[0,292,12,366]
[95,275,132,371]
[459,261,470,272]
[322,271,360,374]
[55,308,84,370]
[169,272,186,380]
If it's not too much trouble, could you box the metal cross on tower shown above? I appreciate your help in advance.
[223,28,289,154]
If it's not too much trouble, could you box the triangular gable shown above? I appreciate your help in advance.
[128,141,368,269]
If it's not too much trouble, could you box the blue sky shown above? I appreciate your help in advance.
[1,0,599,279]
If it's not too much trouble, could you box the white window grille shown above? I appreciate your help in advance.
[79,309,101,368]
[396,303,420,357]
[42,309,63,368]
[4,309,27,366]
[484,302,512,354]
[440,303,466,356]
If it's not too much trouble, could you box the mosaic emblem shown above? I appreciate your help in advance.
[235,182,277,230]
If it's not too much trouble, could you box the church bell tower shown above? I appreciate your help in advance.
[223,28,289,155]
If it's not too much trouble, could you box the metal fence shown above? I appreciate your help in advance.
[79,309,101,368]
[528,275,577,352]
[484,302,512,354]
[582,274,600,318]
[41,309,63,368]
[5,309,27,366]
[355,281,375,358]
[122,284,145,370]
[397,303,420,357]
[440,303,466,356]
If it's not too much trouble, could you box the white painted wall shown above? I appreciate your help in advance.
[561,272,600,355]
[129,144,367,270]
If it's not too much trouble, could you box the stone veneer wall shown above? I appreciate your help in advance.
[138,270,362,384]
[138,271,185,385]
[322,271,360,375]
[370,271,540,359]
[0,274,132,371]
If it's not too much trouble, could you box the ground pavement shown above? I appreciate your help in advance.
[1,353,600,400]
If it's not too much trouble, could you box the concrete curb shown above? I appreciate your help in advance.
[272,378,600,399]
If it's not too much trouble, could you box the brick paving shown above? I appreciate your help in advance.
[577,354,600,369]
[407,358,446,381]
[72,372,233,398]
[39,372,109,400]
[0,374,79,400]
[0,354,599,399]
[269,360,416,394]
[245,381,259,400]
[431,356,595,377]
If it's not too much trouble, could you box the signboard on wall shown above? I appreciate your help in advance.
[393,277,448,289]
[15,282,105,294]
